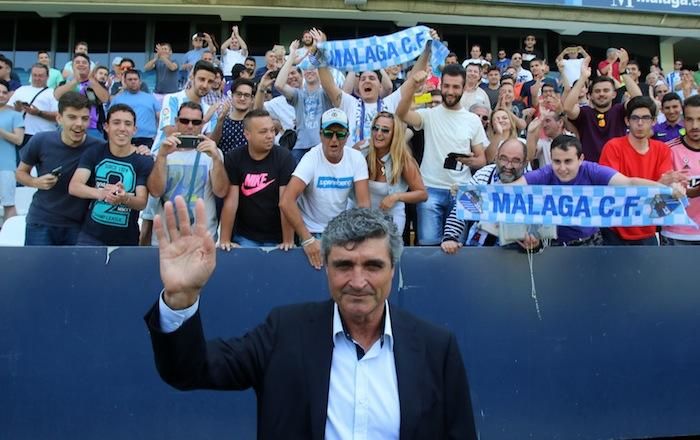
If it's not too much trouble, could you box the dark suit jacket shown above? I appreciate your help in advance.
[145,299,477,439]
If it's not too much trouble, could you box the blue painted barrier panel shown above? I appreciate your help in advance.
[1,247,698,439]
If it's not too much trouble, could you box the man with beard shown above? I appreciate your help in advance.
[396,64,488,246]
[441,138,527,252]
[153,60,218,152]
[293,29,315,64]
[310,28,433,148]
[16,92,106,245]
[652,92,684,144]
[662,95,700,245]
[599,96,687,245]
[563,56,641,163]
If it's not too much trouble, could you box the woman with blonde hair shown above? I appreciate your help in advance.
[364,111,427,234]
[485,107,523,163]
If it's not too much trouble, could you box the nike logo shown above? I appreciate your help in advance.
[240,172,276,197]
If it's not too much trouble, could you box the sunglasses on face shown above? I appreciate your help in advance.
[178,118,203,126]
[321,129,349,140]
[371,125,391,134]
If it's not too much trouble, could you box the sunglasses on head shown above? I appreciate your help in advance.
[321,129,348,140]
[178,118,203,126]
[371,125,391,134]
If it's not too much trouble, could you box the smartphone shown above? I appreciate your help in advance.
[50,166,62,177]
[177,135,200,149]
[448,152,472,159]
[16,100,29,107]
[268,70,280,80]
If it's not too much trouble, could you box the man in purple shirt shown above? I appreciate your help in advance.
[513,134,668,246]
[652,92,684,145]
[563,57,641,162]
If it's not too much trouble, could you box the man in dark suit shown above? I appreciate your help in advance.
[145,196,477,439]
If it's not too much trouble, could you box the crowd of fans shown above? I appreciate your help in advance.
[0,26,698,266]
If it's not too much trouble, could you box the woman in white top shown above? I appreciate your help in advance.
[364,111,427,233]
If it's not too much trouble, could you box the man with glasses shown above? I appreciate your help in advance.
[280,108,370,269]
[509,53,532,84]
[441,138,528,252]
[212,78,254,154]
[599,96,687,245]
[144,101,229,245]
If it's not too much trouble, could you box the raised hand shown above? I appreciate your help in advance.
[289,39,300,54]
[156,196,216,309]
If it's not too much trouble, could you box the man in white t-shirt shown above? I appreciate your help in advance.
[8,63,58,144]
[397,63,488,245]
[220,26,248,81]
[280,108,370,269]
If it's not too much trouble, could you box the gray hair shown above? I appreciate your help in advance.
[321,208,403,266]
[469,103,491,114]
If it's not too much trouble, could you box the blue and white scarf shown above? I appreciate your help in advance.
[457,184,696,228]
[302,26,448,75]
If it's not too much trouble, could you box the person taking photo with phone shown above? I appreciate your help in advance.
[144,101,229,245]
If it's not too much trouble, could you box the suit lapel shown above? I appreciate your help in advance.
[304,300,335,440]
[392,306,426,440]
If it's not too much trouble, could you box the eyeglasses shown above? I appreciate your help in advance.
[178,118,203,126]
[629,115,654,122]
[497,156,524,167]
[371,125,391,134]
[321,129,349,140]
[234,91,253,99]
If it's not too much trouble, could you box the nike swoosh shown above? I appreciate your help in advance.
[240,179,276,197]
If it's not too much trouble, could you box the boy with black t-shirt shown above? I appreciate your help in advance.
[68,104,153,245]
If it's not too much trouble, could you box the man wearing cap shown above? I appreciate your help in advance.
[279,108,370,269]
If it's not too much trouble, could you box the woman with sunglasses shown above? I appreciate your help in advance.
[362,111,427,234]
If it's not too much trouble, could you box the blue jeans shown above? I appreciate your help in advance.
[25,223,81,246]
[233,233,278,248]
[76,231,106,246]
[291,148,311,165]
[417,187,455,246]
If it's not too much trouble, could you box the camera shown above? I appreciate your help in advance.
[177,135,200,149]
[443,152,469,171]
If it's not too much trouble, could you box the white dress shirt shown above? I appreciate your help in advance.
[158,296,401,438]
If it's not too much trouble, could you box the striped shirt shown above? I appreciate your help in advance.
[442,164,497,242]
